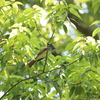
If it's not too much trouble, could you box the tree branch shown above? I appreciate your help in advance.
[0,59,78,100]
[43,29,55,72]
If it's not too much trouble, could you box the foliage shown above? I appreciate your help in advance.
[0,0,100,100]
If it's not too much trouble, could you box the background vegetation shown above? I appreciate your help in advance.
[0,0,100,99]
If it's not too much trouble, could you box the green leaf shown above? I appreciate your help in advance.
[64,41,75,51]
[20,91,30,98]
[92,0,99,8]
[79,54,84,61]
[28,20,36,27]
[23,8,33,15]
[93,3,100,13]
[14,1,23,5]
[20,27,32,36]
[53,4,66,10]
[73,37,85,42]
[63,24,67,33]
[92,28,100,37]
[3,51,12,62]
[69,4,83,10]
[35,85,46,95]
[25,45,34,58]
[69,8,82,20]
[47,90,56,98]
[55,10,65,16]
[12,3,18,14]
[92,0,100,13]
[73,42,86,51]
[75,86,84,96]
[0,0,11,6]
[56,21,63,27]
[69,86,75,97]
[54,85,62,98]
[90,20,100,26]
[45,0,53,6]
[17,61,25,68]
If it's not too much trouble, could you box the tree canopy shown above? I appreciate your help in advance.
[0,0,100,99]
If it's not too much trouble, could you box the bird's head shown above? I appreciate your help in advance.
[48,44,55,50]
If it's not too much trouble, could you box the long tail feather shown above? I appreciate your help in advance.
[28,60,36,67]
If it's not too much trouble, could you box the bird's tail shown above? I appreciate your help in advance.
[28,60,36,68]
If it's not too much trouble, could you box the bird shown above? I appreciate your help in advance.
[28,44,55,67]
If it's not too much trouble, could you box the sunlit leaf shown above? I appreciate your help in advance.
[12,3,18,14]
[3,70,9,80]
[14,1,23,5]
[90,20,100,26]
[73,42,86,51]
[25,45,34,58]
[92,28,100,37]
[55,10,65,16]
[73,37,85,42]
[47,90,56,98]
[3,51,12,62]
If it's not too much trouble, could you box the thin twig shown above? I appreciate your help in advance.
[48,29,55,44]
[0,59,78,100]
[43,29,55,72]
[42,43,49,72]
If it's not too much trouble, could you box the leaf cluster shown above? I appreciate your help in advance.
[0,0,100,100]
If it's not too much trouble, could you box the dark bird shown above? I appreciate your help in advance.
[28,44,55,67]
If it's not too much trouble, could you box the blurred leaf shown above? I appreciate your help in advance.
[56,21,64,27]
[25,45,34,58]
[55,10,65,16]
[53,4,67,10]
[3,70,9,80]
[90,20,100,26]
[69,8,82,20]
[20,27,32,36]
[73,37,85,42]
[45,0,53,6]
[73,42,86,51]
[92,0,100,13]
[14,1,23,5]
[54,85,62,98]
[3,51,12,62]
[35,85,45,95]
[79,54,84,61]
[17,61,25,68]
[92,0,99,7]
[47,90,56,98]
[65,42,75,51]
[92,28,100,37]
[75,86,84,96]
[93,3,100,13]
[69,86,75,97]
[12,3,18,14]
[69,4,83,10]
[20,91,30,98]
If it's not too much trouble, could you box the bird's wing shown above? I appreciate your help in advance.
[37,47,47,56]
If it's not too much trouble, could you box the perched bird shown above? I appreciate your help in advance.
[28,44,55,67]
